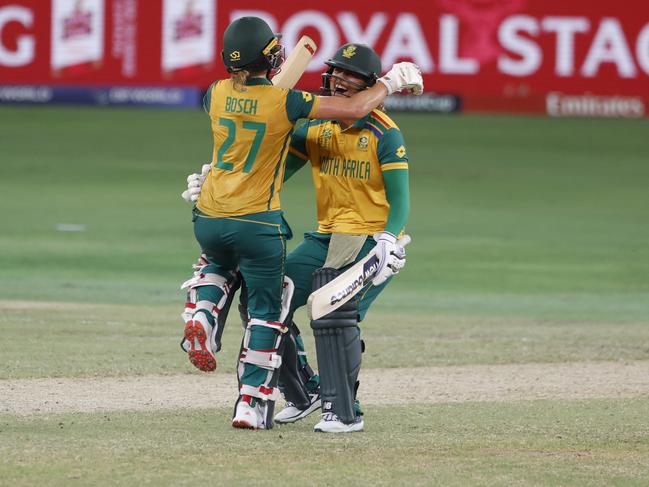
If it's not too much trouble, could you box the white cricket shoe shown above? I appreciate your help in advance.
[232,396,265,430]
[274,392,321,424]
[313,412,364,433]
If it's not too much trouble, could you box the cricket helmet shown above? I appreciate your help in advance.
[322,43,382,95]
[221,17,283,72]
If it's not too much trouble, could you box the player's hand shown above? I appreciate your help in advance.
[181,163,211,203]
[372,233,411,286]
[378,62,423,96]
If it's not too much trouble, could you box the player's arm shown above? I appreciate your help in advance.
[286,62,423,122]
[284,152,308,181]
[181,81,220,203]
[378,128,410,235]
[203,81,218,114]
[372,128,411,285]
[383,169,410,235]
[314,62,423,120]
[284,120,310,182]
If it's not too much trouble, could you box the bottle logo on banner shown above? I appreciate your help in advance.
[162,0,215,75]
[173,1,203,41]
[62,1,92,39]
[51,0,104,76]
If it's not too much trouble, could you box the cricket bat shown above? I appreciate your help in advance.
[271,35,317,89]
[307,235,411,320]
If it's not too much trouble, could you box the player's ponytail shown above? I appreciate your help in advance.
[231,70,250,92]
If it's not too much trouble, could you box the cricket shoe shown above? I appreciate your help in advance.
[313,412,364,433]
[274,391,321,424]
[182,314,217,372]
[232,395,265,430]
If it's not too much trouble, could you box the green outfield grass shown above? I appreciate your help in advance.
[1,107,648,316]
[1,303,648,379]
[1,106,648,485]
[2,400,648,487]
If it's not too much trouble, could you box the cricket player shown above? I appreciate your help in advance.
[271,44,412,433]
[180,17,423,430]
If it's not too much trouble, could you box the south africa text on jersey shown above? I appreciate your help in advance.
[225,96,258,115]
[319,156,372,180]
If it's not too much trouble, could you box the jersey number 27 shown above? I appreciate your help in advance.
[216,117,267,173]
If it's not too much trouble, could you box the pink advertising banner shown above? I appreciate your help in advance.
[1,0,648,115]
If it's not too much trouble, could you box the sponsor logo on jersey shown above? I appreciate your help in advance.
[396,145,406,158]
[229,51,241,61]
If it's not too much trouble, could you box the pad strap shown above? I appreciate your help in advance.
[249,318,288,333]
[240,384,280,401]
[240,347,282,370]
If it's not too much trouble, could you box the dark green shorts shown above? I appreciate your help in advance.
[286,232,391,321]
[193,209,292,321]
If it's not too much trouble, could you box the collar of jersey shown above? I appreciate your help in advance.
[246,77,273,86]
[336,112,371,131]
[351,113,371,129]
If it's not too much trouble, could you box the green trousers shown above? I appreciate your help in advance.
[193,209,292,391]
[280,232,391,404]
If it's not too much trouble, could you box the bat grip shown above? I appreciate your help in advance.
[397,235,411,247]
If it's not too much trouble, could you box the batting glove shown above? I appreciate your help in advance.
[372,232,411,286]
[378,62,424,96]
[181,163,211,203]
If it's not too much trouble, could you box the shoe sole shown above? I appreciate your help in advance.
[232,419,257,429]
[184,320,216,372]
[274,398,322,424]
[314,420,364,433]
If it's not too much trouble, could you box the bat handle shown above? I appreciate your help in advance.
[397,234,412,247]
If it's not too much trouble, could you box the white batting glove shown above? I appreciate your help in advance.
[372,233,411,286]
[181,163,211,203]
[378,62,424,96]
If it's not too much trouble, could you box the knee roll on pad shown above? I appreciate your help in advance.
[310,267,362,424]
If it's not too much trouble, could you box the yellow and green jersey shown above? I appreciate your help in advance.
[288,109,409,235]
[197,78,319,217]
